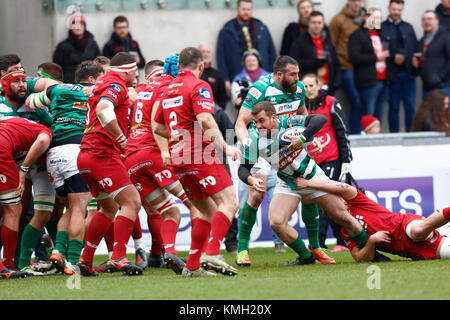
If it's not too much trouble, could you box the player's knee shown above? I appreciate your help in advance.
[407,220,433,241]
[248,189,265,207]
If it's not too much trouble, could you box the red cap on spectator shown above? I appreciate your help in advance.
[69,13,86,26]
[361,115,380,132]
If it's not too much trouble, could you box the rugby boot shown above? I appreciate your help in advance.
[76,259,99,277]
[200,253,238,276]
[311,248,336,264]
[135,248,148,270]
[105,257,143,276]
[181,267,216,278]
[164,252,186,275]
[284,255,316,266]
[236,250,252,266]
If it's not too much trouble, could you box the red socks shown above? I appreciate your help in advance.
[205,211,231,256]
[1,226,18,268]
[161,219,178,255]
[147,214,164,255]
[185,218,211,271]
[132,215,142,240]
[81,212,111,264]
[104,222,115,253]
[110,215,135,260]
[443,207,450,221]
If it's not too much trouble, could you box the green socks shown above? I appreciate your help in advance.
[237,202,258,253]
[54,231,69,256]
[287,234,312,259]
[18,224,42,269]
[67,239,84,265]
[301,202,320,250]
[348,228,369,248]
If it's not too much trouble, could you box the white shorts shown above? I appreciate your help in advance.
[274,166,329,200]
[251,157,277,176]
[46,144,81,189]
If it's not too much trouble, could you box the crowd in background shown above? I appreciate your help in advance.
[50,0,450,136]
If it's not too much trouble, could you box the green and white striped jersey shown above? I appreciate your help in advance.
[244,115,317,190]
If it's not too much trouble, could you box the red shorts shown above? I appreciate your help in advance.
[77,150,132,198]
[0,149,19,191]
[124,148,178,198]
[173,162,233,201]
[398,213,445,260]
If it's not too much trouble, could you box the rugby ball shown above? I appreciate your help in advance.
[278,127,313,147]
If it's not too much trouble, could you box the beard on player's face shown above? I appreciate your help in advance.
[9,88,27,104]
[281,76,297,94]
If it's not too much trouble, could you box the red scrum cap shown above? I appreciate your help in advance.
[1,69,26,96]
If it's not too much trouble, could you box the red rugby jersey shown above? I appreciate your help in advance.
[126,74,174,157]
[154,70,217,166]
[81,70,131,156]
[0,116,52,158]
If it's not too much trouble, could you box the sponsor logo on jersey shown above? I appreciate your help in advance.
[110,84,121,93]
[72,102,87,110]
[136,91,153,100]
[162,96,183,109]
[196,101,214,111]
[274,100,300,115]
[249,87,262,99]
[198,88,211,99]
[279,148,302,170]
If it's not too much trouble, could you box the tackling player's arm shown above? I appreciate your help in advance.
[350,231,391,262]
[18,132,52,195]
[237,158,265,193]
[285,114,327,150]
[293,178,357,200]
[25,84,57,110]
[31,78,59,92]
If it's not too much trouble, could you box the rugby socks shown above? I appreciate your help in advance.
[147,214,164,255]
[67,239,84,265]
[81,212,111,264]
[237,202,258,253]
[104,222,115,254]
[18,224,42,269]
[348,228,369,249]
[287,234,312,260]
[161,219,178,255]
[132,216,143,242]
[110,215,135,260]
[1,226,18,268]
[301,202,320,250]
[186,218,211,271]
[443,207,450,221]
[205,211,231,256]
[54,231,69,257]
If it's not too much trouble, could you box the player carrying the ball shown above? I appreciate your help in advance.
[238,101,371,265]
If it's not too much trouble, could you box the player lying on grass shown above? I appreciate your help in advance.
[293,177,450,262]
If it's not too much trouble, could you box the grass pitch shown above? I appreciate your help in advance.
[1,247,449,300]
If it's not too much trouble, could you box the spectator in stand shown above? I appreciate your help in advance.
[52,13,100,83]
[216,0,276,95]
[412,10,450,99]
[329,0,366,134]
[231,49,269,108]
[198,44,228,110]
[280,0,315,56]
[289,11,341,95]
[380,0,418,133]
[102,16,146,69]
[302,73,352,251]
[361,115,381,134]
[410,89,450,135]
[436,0,450,31]
[349,6,390,125]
